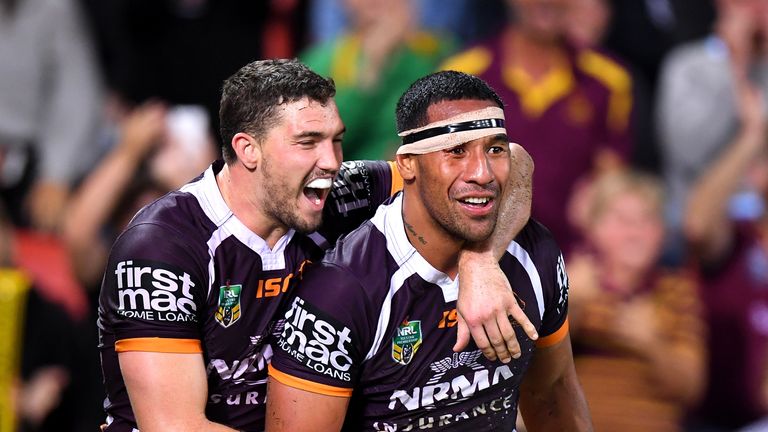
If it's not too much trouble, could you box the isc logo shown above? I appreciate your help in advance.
[255,259,311,298]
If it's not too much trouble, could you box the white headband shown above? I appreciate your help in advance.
[397,107,507,155]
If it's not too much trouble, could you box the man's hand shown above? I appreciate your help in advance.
[455,252,538,363]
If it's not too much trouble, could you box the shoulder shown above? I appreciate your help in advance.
[113,190,214,265]
[439,42,496,76]
[509,219,561,259]
[575,48,632,95]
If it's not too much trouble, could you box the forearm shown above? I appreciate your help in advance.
[462,143,533,261]
[648,345,705,406]
[519,366,592,432]
[63,146,143,284]
[684,124,763,245]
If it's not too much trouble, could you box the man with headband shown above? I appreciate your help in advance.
[266,71,592,431]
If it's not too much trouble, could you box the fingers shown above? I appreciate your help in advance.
[508,303,538,341]
[496,310,519,361]
[453,314,471,353]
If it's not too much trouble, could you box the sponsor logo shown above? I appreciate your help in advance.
[276,296,354,382]
[437,309,458,329]
[255,259,311,298]
[392,320,422,365]
[215,284,242,327]
[114,259,197,322]
[208,390,264,406]
[388,350,515,411]
[374,392,516,431]
[555,253,569,315]
[206,344,272,385]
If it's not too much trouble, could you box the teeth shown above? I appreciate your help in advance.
[463,197,489,204]
[314,198,321,205]
[306,178,332,189]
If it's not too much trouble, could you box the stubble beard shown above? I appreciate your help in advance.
[260,157,322,234]
[417,179,498,244]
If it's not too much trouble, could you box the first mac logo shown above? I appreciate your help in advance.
[113,259,198,323]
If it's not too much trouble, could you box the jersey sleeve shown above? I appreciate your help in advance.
[269,261,374,397]
[318,160,403,243]
[535,250,570,348]
[100,222,207,354]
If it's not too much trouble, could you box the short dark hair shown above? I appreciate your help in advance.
[218,59,336,163]
[395,71,504,133]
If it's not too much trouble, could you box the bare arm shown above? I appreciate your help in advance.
[62,102,166,287]
[455,143,537,362]
[119,351,238,432]
[518,334,593,432]
[684,81,765,261]
[265,377,349,432]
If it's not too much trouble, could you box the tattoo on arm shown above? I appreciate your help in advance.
[404,221,428,245]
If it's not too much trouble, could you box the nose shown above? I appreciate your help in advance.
[464,147,494,185]
[316,138,342,173]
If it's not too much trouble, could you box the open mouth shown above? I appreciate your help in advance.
[458,196,492,208]
[303,177,333,206]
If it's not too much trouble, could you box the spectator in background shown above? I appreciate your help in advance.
[564,0,661,175]
[683,43,768,430]
[301,0,456,161]
[440,0,634,254]
[567,170,705,432]
[81,0,306,145]
[657,0,768,265]
[0,203,80,431]
[0,0,103,231]
[308,0,507,46]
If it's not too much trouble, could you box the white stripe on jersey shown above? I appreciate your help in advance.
[366,195,461,360]
[506,241,545,320]
[364,193,547,359]
[181,164,296,298]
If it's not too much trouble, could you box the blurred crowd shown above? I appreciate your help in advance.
[1,0,766,430]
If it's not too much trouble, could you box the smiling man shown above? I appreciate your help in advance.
[266,71,592,431]
[97,60,537,432]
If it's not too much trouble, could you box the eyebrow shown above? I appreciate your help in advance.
[294,127,346,140]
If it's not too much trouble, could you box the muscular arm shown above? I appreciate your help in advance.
[119,352,239,432]
[265,378,349,432]
[518,334,593,432]
[455,143,538,362]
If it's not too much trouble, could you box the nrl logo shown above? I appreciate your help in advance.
[392,319,422,365]
[215,284,242,328]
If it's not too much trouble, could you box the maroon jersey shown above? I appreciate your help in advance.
[441,38,633,252]
[695,223,768,428]
[98,159,400,432]
[269,193,570,431]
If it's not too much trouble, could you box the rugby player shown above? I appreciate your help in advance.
[267,70,592,431]
[97,60,536,431]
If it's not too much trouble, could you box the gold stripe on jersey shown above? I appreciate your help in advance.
[388,161,404,195]
[115,337,203,354]
[269,364,353,397]
[577,50,633,132]
[535,318,569,348]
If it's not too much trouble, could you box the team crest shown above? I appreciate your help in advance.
[215,284,242,328]
[392,320,422,365]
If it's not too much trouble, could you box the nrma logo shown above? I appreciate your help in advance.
[114,259,197,322]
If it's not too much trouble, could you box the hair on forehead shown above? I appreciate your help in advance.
[396,71,504,133]
[219,59,336,163]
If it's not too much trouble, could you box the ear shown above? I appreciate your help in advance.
[396,153,417,181]
[231,132,261,170]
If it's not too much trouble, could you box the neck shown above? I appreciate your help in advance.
[600,259,644,295]
[505,27,563,79]
[401,190,463,278]
[216,162,289,248]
